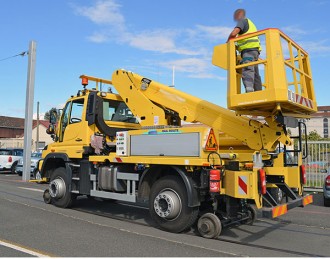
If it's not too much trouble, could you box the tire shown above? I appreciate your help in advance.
[11,162,18,174]
[268,188,284,204]
[49,167,73,208]
[245,205,257,225]
[17,171,22,177]
[149,176,199,233]
[324,197,330,207]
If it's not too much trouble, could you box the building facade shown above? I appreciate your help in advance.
[0,116,53,151]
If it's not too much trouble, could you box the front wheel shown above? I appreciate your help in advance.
[149,176,199,233]
[11,162,18,174]
[49,167,74,208]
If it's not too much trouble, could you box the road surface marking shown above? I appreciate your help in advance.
[4,175,16,177]
[18,187,44,193]
[0,238,51,257]
[0,196,240,257]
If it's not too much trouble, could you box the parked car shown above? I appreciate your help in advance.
[0,148,23,173]
[16,152,42,178]
[323,169,330,207]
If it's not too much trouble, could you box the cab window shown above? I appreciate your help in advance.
[70,99,84,124]
[103,100,138,124]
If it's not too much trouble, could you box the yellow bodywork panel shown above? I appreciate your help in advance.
[222,169,262,208]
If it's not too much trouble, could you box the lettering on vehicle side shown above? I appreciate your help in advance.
[161,129,181,133]
[142,129,182,135]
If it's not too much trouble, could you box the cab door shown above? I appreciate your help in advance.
[56,98,89,158]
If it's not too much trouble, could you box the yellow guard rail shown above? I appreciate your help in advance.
[213,28,317,118]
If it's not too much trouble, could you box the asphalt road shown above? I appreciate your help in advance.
[0,172,329,257]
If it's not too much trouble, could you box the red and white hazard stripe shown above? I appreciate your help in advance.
[114,157,123,163]
[295,94,313,109]
[238,176,248,195]
[288,90,313,109]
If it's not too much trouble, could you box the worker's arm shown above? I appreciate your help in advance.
[227,28,241,43]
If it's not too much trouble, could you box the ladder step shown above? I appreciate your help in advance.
[72,177,80,180]
[69,164,80,168]
[71,190,79,194]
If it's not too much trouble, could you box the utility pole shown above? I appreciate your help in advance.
[170,66,175,87]
[22,41,37,181]
[36,101,40,152]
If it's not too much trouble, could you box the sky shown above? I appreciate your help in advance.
[0,0,329,119]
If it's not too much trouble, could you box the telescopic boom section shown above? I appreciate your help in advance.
[111,69,291,151]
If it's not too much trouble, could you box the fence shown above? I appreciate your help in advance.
[302,141,330,188]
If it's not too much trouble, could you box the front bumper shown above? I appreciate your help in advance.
[324,187,330,199]
[262,194,313,218]
[0,163,12,170]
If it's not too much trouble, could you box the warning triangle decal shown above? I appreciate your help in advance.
[205,128,218,151]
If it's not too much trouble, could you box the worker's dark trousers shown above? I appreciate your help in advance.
[241,50,262,93]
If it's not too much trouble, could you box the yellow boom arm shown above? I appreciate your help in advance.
[111,70,291,151]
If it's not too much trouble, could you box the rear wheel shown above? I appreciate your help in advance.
[197,213,222,239]
[245,205,257,225]
[324,197,330,207]
[268,188,283,204]
[49,167,74,208]
[149,176,199,233]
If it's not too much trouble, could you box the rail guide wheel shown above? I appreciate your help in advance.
[43,189,51,204]
[197,213,222,239]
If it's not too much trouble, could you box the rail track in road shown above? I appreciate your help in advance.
[0,174,327,257]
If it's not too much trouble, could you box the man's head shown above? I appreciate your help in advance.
[234,9,246,21]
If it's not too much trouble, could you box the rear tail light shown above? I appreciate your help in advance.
[209,169,221,193]
[258,169,266,195]
[8,156,12,163]
[300,165,307,185]
[325,175,330,187]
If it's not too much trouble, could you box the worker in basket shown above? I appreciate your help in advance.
[227,9,262,93]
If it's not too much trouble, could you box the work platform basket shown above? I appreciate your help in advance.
[213,28,317,118]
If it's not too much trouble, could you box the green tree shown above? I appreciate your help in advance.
[307,130,322,141]
[44,107,58,121]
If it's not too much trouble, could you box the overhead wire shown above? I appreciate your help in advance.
[0,51,28,62]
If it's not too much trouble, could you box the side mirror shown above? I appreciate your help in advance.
[50,110,58,124]
[46,124,55,135]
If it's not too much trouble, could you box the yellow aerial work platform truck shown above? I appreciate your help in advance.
[38,29,316,239]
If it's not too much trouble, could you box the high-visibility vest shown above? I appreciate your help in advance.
[236,19,261,52]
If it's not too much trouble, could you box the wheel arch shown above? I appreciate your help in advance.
[41,153,72,179]
[138,165,200,207]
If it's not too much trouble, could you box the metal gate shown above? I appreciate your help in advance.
[302,141,330,188]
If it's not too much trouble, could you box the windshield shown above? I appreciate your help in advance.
[0,150,11,155]
[103,100,138,124]
[31,153,42,158]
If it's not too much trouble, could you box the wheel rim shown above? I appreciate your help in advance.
[277,189,283,203]
[49,177,66,199]
[154,189,182,220]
